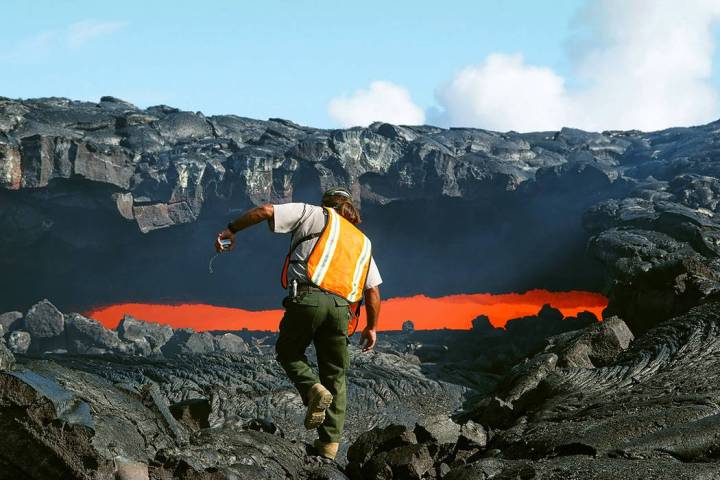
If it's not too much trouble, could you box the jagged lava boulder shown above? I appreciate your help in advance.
[23,299,65,352]
[7,330,31,354]
[0,311,22,333]
[65,313,129,355]
[161,328,216,356]
[117,314,174,356]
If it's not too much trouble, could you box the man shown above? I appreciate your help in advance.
[216,187,382,461]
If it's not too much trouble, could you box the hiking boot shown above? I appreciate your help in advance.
[313,439,339,460]
[304,383,333,430]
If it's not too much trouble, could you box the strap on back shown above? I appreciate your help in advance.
[289,231,322,254]
[281,208,329,288]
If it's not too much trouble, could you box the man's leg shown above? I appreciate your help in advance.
[275,295,321,404]
[314,296,350,444]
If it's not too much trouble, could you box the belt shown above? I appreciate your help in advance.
[287,283,353,311]
[297,283,323,293]
[288,281,324,298]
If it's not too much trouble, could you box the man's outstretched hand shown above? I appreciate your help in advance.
[360,327,377,352]
[215,229,236,252]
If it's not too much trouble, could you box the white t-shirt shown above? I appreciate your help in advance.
[271,203,383,290]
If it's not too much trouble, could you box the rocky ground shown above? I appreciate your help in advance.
[3,298,720,479]
[0,299,602,478]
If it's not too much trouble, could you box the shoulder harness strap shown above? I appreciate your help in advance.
[286,208,329,264]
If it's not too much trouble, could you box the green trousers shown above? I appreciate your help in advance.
[275,290,350,443]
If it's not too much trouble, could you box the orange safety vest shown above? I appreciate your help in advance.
[281,207,372,303]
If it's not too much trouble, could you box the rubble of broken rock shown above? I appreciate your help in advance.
[0,299,467,479]
[341,303,720,480]
[4,298,720,478]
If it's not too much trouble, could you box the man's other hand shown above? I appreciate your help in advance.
[215,229,236,252]
[360,327,377,352]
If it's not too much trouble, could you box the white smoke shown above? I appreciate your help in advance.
[435,53,572,132]
[328,80,426,127]
[436,0,720,132]
[329,1,720,132]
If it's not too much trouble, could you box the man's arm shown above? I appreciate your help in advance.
[216,204,273,252]
[360,286,381,352]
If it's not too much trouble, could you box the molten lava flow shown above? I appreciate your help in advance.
[86,289,607,332]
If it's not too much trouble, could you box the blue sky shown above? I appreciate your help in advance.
[2,0,720,132]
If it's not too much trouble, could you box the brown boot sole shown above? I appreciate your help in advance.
[304,388,333,430]
[313,440,339,460]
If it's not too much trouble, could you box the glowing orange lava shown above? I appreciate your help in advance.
[86,289,607,333]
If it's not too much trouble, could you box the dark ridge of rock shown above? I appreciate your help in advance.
[99,95,136,107]
[6,95,714,316]
[584,194,720,333]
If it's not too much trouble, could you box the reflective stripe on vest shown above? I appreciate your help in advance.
[305,207,372,303]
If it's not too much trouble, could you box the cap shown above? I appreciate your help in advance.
[322,187,352,199]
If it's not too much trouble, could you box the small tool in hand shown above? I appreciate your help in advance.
[209,236,234,274]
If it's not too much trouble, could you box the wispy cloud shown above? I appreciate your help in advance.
[66,20,127,48]
[1,19,126,61]
[0,30,56,61]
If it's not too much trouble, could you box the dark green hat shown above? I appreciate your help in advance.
[322,187,352,199]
